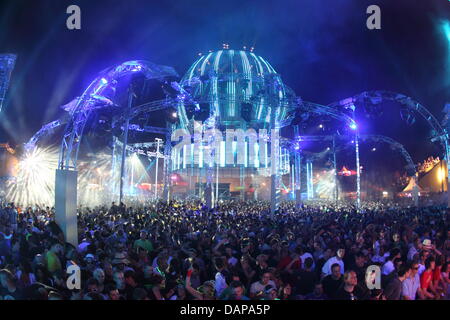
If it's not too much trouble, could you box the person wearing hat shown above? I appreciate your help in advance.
[84,254,97,273]
[112,252,131,269]
[262,285,278,300]
[185,267,216,300]
[250,271,276,299]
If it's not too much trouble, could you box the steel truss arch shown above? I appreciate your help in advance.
[290,134,416,176]
[291,100,357,129]
[358,134,416,176]
[58,60,179,170]
[289,133,419,204]
[328,90,446,144]
[328,90,447,205]
[25,117,68,151]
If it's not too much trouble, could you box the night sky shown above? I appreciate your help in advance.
[0,0,449,173]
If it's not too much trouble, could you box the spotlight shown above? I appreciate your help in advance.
[166,107,179,123]
[372,148,376,152]
[349,122,357,130]
[131,153,139,164]
[319,124,323,129]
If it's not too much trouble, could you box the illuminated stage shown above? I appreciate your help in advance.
[5,48,450,228]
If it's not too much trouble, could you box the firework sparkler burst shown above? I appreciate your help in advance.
[5,146,154,207]
[78,152,116,207]
[316,169,338,199]
[6,146,59,207]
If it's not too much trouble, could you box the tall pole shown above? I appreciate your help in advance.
[294,125,302,206]
[412,174,419,207]
[333,136,338,203]
[306,160,314,200]
[240,166,245,201]
[355,130,361,210]
[270,111,280,219]
[111,136,117,201]
[162,122,173,203]
[119,86,133,204]
[154,138,162,200]
[445,139,450,208]
[215,152,219,206]
[130,154,135,195]
[291,163,295,200]
[443,103,450,208]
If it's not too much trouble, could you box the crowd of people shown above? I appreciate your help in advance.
[0,199,448,300]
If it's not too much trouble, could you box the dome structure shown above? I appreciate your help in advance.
[177,50,297,129]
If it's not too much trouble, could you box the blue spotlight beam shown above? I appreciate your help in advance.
[0,54,17,113]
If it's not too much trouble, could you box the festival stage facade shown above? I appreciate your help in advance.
[7,46,450,235]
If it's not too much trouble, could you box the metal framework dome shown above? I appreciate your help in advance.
[177,49,297,129]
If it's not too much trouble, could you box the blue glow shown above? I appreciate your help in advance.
[443,20,450,42]
[100,78,108,85]
[254,142,260,167]
[220,141,226,167]
[232,141,237,165]
[349,122,357,130]
[199,147,203,168]
[182,145,187,169]
[244,142,248,167]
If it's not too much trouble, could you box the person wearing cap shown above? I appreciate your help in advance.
[263,285,278,300]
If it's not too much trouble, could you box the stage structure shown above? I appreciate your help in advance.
[55,60,180,245]
[171,49,300,215]
[24,50,439,245]
[329,91,450,207]
[25,50,357,219]
[0,54,16,113]
[170,50,358,215]
[294,134,418,206]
